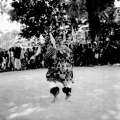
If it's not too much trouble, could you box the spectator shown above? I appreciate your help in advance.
[13,46,22,70]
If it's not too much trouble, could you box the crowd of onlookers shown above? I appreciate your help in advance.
[0,39,120,72]
[0,46,44,72]
[73,40,120,66]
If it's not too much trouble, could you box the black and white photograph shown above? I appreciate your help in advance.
[0,0,120,120]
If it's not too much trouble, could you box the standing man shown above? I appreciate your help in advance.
[14,45,22,70]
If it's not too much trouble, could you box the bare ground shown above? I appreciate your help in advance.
[0,66,120,120]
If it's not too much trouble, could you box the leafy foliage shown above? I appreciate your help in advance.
[67,0,86,19]
[86,0,114,41]
[10,0,115,41]
[10,0,60,38]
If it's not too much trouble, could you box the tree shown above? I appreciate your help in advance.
[66,0,87,28]
[86,0,114,42]
[10,0,115,42]
[10,0,60,38]
[67,0,114,42]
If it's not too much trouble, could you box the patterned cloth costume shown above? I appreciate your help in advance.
[44,44,73,86]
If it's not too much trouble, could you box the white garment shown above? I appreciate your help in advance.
[14,58,21,70]
[49,80,72,88]
[1,57,6,70]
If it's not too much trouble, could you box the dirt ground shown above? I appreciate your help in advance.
[0,66,120,120]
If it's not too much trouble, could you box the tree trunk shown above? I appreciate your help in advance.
[88,13,100,42]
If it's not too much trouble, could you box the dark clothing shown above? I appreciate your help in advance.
[14,47,21,59]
